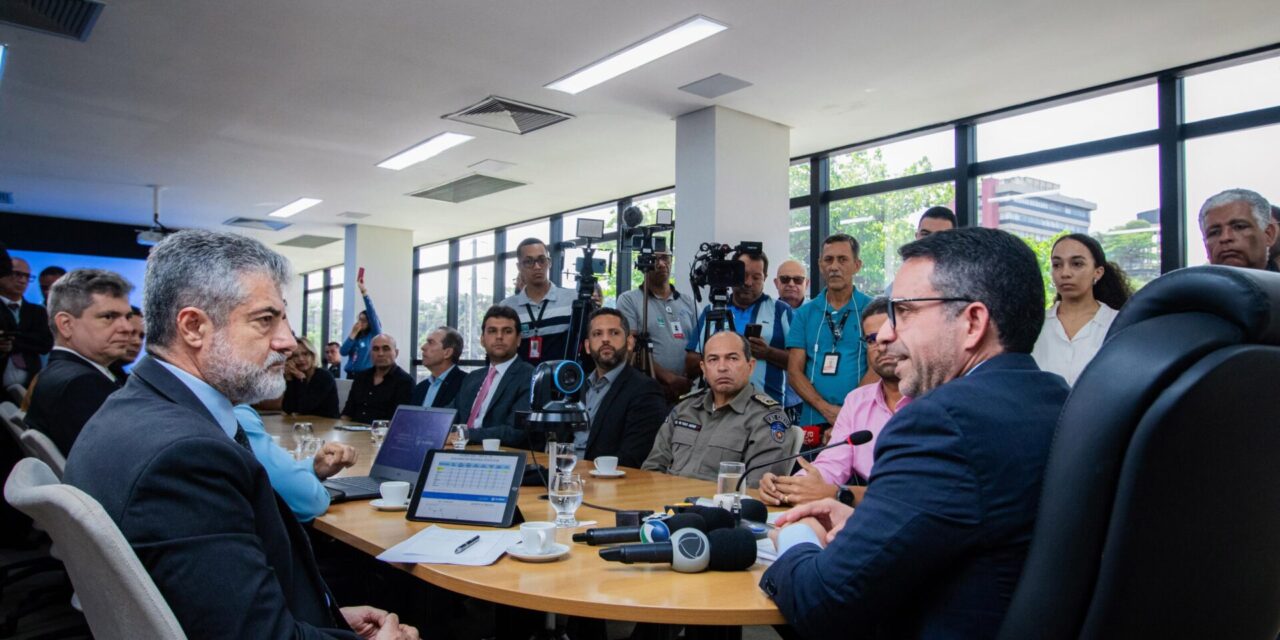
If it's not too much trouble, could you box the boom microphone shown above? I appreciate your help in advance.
[572,513,706,546]
[736,429,873,493]
[598,527,757,573]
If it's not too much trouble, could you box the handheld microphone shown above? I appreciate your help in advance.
[735,429,873,493]
[684,505,736,532]
[572,513,706,546]
[598,527,757,572]
[685,497,769,524]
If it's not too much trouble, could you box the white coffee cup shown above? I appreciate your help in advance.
[379,481,412,506]
[519,521,556,554]
[594,456,619,474]
[482,438,501,452]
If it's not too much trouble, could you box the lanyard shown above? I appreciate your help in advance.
[824,308,851,349]
[524,300,550,336]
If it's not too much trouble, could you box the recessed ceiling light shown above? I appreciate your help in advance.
[268,197,323,218]
[377,132,475,171]
[546,15,728,95]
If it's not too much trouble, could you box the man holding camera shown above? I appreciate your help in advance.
[617,250,697,400]
[685,248,793,405]
[499,238,577,366]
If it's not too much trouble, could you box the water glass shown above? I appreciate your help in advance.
[551,442,578,476]
[370,420,390,448]
[717,461,746,497]
[451,424,469,450]
[300,437,324,460]
[292,422,313,459]
[549,473,584,528]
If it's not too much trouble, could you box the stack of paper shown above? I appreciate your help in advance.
[377,525,520,566]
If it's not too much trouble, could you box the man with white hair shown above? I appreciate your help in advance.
[64,230,419,639]
[1199,188,1277,270]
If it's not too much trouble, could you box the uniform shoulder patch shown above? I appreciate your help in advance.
[752,393,779,407]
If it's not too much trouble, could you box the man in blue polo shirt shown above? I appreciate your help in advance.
[787,234,873,438]
[686,248,793,404]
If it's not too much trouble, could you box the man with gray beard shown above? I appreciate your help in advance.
[64,230,418,640]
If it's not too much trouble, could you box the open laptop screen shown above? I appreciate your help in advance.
[371,405,455,475]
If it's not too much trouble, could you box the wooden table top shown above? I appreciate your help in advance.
[262,414,785,625]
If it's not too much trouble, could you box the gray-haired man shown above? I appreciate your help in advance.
[1199,188,1277,270]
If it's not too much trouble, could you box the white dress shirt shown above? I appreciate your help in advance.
[1031,302,1119,386]
[473,357,518,426]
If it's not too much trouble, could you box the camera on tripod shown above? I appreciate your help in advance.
[622,206,675,274]
[690,241,763,300]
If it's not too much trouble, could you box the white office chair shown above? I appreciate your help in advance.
[20,428,67,480]
[334,378,353,410]
[1,400,24,443]
[6,383,25,405]
[4,458,188,640]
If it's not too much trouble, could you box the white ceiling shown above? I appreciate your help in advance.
[1,0,1277,272]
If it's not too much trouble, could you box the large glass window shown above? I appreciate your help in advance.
[829,130,953,190]
[828,182,955,296]
[1184,123,1280,266]
[1184,55,1280,122]
[977,85,1156,160]
[458,232,495,261]
[457,262,495,361]
[978,147,1160,291]
[304,286,323,356]
[417,242,449,266]
[415,269,449,347]
[790,162,810,198]
[507,219,551,245]
[327,285,344,346]
[789,207,810,271]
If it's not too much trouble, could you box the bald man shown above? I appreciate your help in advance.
[775,260,808,309]
[340,333,414,423]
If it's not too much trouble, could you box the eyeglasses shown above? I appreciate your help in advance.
[777,276,806,285]
[886,297,975,329]
[862,332,878,345]
[519,256,550,268]
[7,271,31,280]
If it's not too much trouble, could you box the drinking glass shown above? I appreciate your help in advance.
[300,437,324,460]
[549,473,584,527]
[451,424,469,450]
[717,461,746,497]
[292,422,313,459]
[551,442,578,476]
[370,420,390,448]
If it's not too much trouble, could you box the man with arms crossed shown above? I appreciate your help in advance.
[63,230,417,639]
[762,228,1070,639]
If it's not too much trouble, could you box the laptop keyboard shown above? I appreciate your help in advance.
[326,476,382,493]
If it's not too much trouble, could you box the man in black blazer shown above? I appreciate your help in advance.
[25,269,134,455]
[0,257,54,390]
[63,230,417,640]
[410,326,467,408]
[579,309,665,468]
[340,334,414,423]
[452,306,535,449]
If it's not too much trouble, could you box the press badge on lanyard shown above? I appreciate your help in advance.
[821,308,851,376]
[525,300,549,360]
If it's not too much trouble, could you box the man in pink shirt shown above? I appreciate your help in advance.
[760,298,908,507]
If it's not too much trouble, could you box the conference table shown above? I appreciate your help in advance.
[263,414,786,626]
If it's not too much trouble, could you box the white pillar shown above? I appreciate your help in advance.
[285,274,304,337]
[674,106,791,298]
[344,225,414,370]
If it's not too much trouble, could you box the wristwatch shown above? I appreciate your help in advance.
[836,486,857,507]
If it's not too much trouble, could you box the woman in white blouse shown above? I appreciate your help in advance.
[1032,234,1132,386]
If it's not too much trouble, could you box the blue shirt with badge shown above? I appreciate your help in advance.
[686,294,793,404]
[785,288,874,426]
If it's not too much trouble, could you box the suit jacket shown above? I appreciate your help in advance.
[451,359,535,448]
[582,365,667,468]
[282,368,339,418]
[340,365,414,423]
[760,353,1070,639]
[410,365,467,409]
[0,299,53,381]
[63,356,358,640]
[25,349,121,455]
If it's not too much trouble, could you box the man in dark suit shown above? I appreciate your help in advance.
[340,333,414,423]
[25,269,133,455]
[761,228,1071,639]
[63,230,417,640]
[0,257,54,391]
[579,308,665,468]
[452,305,535,449]
[410,326,466,408]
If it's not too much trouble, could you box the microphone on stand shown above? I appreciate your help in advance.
[734,430,873,494]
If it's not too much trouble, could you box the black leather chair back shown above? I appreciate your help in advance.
[998,266,1280,640]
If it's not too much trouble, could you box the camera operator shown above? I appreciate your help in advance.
[499,238,576,366]
[685,247,794,405]
[617,250,696,401]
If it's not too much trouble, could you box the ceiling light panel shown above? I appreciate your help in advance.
[545,15,728,95]
[267,197,322,218]
[377,132,474,170]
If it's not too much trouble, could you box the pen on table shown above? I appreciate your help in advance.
[454,535,481,554]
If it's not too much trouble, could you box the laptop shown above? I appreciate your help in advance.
[323,405,456,502]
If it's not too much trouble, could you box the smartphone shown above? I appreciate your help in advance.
[357,267,365,282]
[744,323,763,339]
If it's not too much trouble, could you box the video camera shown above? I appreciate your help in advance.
[689,241,763,303]
[622,206,675,274]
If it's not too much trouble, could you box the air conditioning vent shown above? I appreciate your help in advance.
[278,235,340,249]
[337,211,372,219]
[0,0,104,41]
[410,174,526,204]
[443,96,573,135]
[223,217,291,231]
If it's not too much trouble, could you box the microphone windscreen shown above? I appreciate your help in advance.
[687,505,735,532]
[622,205,644,229]
[849,430,873,446]
[663,513,707,533]
[738,498,768,523]
[706,528,758,571]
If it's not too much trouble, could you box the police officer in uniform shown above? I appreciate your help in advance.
[644,331,798,487]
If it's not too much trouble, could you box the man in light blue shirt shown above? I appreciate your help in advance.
[235,405,357,522]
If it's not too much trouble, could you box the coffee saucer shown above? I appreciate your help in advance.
[589,469,626,478]
[506,541,570,562]
[369,499,409,512]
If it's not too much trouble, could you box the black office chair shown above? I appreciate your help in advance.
[999,265,1280,640]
